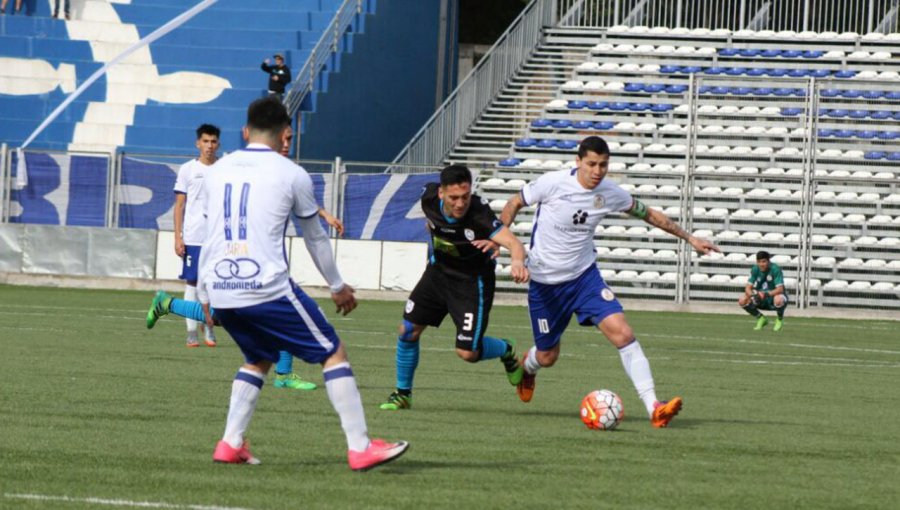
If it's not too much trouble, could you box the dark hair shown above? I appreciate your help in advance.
[246,97,291,136]
[756,251,771,261]
[196,123,220,139]
[440,164,472,187]
[577,136,610,158]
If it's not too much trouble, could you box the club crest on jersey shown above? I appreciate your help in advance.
[601,288,616,301]
[405,300,415,313]
[464,229,475,241]
[594,195,605,209]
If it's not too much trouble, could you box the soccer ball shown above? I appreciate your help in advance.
[580,389,624,430]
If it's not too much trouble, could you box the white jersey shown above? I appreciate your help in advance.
[174,159,214,245]
[521,168,634,284]
[197,144,319,309]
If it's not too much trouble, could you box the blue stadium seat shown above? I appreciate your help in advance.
[828,109,849,118]
[628,103,651,111]
[810,69,832,78]
[725,67,747,75]
[781,108,803,116]
[588,101,609,110]
[664,84,687,93]
[703,67,726,75]
[865,151,886,160]
[834,70,857,78]
[651,104,674,112]
[817,129,834,137]
[870,110,892,120]
[536,139,558,148]
[877,131,900,140]
[834,129,856,138]
[515,138,537,148]
[680,66,703,74]
[774,88,794,96]
[551,119,573,129]
[531,119,552,128]
[841,90,863,98]
[802,50,824,58]
[887,152,900,161]
[660,65,681,73]
[645,84,667,93]
[781,50,803,58]
[572,120,594,129]
[624,83,644,92]
[817,109,831,116]
[499,158,521,167]
[752,87,774,96]
[886,91,900,100]
[699,85,714,94]
[760,49,781,57]
[733,87,753,95]
[556,140,578,149]
[849,110,869,119]
[594,121,616,130]
[739,48,761,57]
[820,89,841,97]
[711,86,731,95]
[718,48,741,56]
[766,69,788,77]
[609,102,630,111]
[746,68,767,77]
[568,100,588,109]
[787,69,809,78]
[858,130,878,139]
[892,112,900,120]
[791,88,807,97]
[862,90,885,99]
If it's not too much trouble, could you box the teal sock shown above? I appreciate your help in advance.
[276,351,293,375]
[396,339,419,391]
[169,298,211,322]
[479,336,508,360]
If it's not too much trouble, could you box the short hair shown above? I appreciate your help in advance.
[196,123,220,139]
[577,136,610,158]
[440,164,472,187]
[756,251,771,261]
[246,97,291,136]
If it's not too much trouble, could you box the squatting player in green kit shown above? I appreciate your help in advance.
[738,251,787,331]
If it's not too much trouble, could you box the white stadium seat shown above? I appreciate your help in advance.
[762,232,784,242]
[815,256,836,266]
[772,255,791,264]
[872,282,894,291]
[824,279,849,289]
[854,236,878,246]
[844,214,866,223]
[600,269,616,279]
[838,257,864,267]
[633,249,654,258]
[489,199,506,210]
[654,250,677,259]
[584,81,604,90]
[716,230,740,239]
[638,271,661,280]
[562,80,585,90]
[746,188,769,197]
[830,235,852,245]
[740,231,763,240]
[690,273,709,283]
[617,270,639,279]
[725,252,748,261]
[626,226,648,236]
[777,211,800,221]
[660,272,678,281]
[732,209,755,218]
[709,274,732,284]
[849,281,872,290]
[784,233,800,243]
[706,208,728,218]
[869,215,893,224]
[877,237,900,247]
[863,258,886,268]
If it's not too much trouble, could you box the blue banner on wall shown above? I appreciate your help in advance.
[342,173,438,242]
[117,157,180,229]
[9,152,108,226]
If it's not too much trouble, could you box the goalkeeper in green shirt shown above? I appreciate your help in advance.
[738,251,787,332]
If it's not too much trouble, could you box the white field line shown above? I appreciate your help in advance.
[4,493,256,510]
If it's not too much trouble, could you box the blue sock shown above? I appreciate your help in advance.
[479,336,508,360]
[396,339,419,392]
[276,351,293,375]
[170,298,208,322]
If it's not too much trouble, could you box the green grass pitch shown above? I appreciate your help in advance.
[1,285,898,510]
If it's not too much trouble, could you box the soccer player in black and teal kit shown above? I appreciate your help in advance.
[379,164,530,411]
[739,251,787,331]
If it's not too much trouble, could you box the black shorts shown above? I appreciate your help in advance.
[403,265,496,352]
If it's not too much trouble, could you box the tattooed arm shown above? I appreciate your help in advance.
[627,199,720,255]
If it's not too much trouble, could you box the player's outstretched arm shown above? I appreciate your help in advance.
[629,201,720,255]
[500,192,525,227]
[487,227,529,284]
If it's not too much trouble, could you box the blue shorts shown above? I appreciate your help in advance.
[179,245,202,282]
[528,265,624,351]
[213,283,341,365]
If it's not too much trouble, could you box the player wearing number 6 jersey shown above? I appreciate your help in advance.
[501,136,720,428]
[195,97,407,470]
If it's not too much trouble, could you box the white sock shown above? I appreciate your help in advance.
[184,285,198,335]
[618,340,658,415]
[523,346,542,374]
[223,368,264,448]
[323,362,370,452]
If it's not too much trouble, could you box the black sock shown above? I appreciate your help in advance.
[742,303,762,318]
[397,388,411,396]
[776,305,786,319]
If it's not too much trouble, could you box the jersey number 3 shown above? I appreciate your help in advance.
[224,183,250,241]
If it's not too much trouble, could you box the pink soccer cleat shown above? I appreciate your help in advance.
[213,440,260,465]
[347,439,409,471]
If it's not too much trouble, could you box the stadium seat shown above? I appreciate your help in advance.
[849,281,872,290]
[824,279,849,289]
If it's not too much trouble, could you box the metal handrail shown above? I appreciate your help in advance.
[391,0,556,166]
[284,0,363,117]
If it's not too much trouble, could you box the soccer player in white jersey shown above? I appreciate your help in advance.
[501,136,720,428]
[173,124,220,348]
[195,97,408,469]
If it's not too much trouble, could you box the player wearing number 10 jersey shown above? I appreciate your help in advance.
[195,97,407,470]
